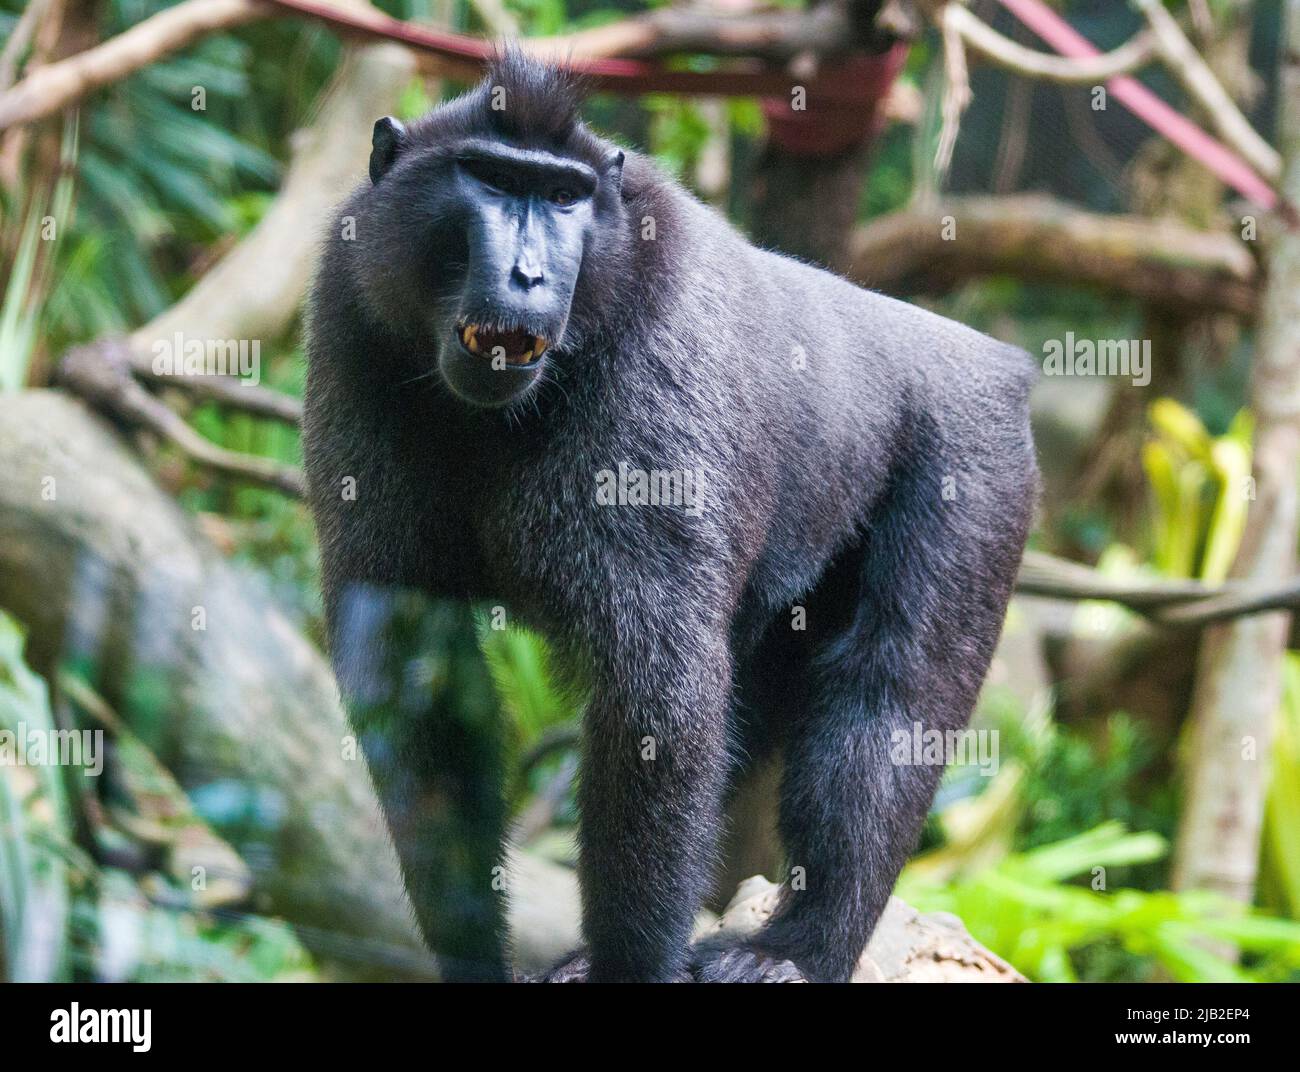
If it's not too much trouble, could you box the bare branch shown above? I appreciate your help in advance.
[1132,0,1281,182]
[0,0,267,132]
[945,5,1154,85]
[529,4,852,64]
[914,0,1278,207]
[850,195,1259,317]
[1016,550,1300,628]
[934,3,971,180]
[1157,579,1300,627]
[1017,550,1211,608]
[59,339,305,498]
[1171,0,1300,912]
[138,367,303,424]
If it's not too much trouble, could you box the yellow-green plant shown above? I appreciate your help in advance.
[1262,654,1300,920]
[1142,399,1252,582]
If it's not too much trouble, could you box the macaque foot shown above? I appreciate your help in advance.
[527,948,700,982]
[690,941,808,982]
[527,949,591,982]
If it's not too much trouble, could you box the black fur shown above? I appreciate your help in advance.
[303,51,1038,983]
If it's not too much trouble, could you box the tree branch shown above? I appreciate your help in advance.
[917,0,1279,209]
[1171,0,1300,918]
[1016,550,1300,627]
[945,4,1154,85]
[529,3,854,64]
[934,2,972,179]
[849,195,1259,317]
[1132,0,1281,183]
[0,0,267,131]
[136,365,303,424]
[58,338,305,497]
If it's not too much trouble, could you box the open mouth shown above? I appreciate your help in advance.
[457,323,548,367]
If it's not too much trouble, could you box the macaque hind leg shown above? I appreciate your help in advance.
[697,449,1032,983]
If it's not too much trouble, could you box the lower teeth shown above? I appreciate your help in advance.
[460,328,545,363]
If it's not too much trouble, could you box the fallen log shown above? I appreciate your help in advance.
[510,860,1025,981]
[709,876,1025,981]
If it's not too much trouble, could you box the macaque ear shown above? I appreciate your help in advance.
[603,149,625,194]
[369,117,408,184]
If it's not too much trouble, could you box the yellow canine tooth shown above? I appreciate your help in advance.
[520,348,534,362]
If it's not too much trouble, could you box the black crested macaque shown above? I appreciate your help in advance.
[303,51,1038,983]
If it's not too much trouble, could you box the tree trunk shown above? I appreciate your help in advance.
[750,141,874,272]
[1171,0,1300,931]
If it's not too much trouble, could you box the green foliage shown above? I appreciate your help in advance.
[178,346,322,629]
[477,620,578,749]
[0,120,77,390]
[912,689,1300,979]
[644,94,715,179]
[508,0,568,35]
[1015,712,1175,863]
[477,618,582,817]
[51,33,281,341]
[0,610,314,982]
[0,0,344,355]
[0,201,47,392]
[952,692,1176,876]
[900,823,1300,982]
[861,119,916,219]
[75,871,313,983]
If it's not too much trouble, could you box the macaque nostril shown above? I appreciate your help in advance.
[511,264,544,289]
